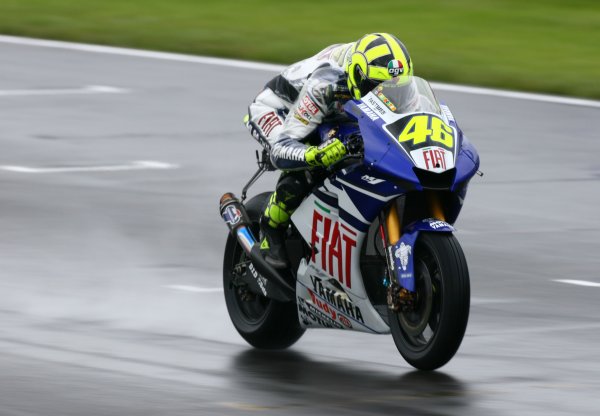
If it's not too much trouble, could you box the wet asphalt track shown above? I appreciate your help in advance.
[1,40,600,415]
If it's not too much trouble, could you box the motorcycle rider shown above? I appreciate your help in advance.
[245,33,413,268]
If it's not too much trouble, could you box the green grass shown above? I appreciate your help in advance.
[1,0,599,98]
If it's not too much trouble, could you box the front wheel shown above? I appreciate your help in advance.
[390,232,470,370]
[222,192,305,349]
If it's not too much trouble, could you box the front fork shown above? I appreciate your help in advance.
[381,191,447,312]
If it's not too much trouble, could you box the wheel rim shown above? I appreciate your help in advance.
[397,245,442,350]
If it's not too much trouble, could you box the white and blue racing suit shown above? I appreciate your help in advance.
[246,42,355,170]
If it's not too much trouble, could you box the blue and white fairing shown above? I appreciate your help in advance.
[291,76,479,333]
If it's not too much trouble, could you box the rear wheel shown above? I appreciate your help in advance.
[390,232,470,370]
[222,192,305,349]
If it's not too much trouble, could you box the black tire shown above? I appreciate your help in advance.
[390,232,470,370]
[222,192,305,349]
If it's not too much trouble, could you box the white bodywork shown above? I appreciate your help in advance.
[290,181,393,334]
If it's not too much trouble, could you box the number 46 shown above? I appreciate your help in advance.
[398,115,454,148]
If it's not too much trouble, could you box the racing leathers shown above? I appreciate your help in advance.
[245,42,355,268]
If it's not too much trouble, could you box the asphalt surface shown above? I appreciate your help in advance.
[1,40,600,415]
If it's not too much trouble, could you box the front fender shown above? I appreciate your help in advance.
[391,219,455,291]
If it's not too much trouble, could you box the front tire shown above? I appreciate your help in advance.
[390,232,470,370]
[222,192,305,349]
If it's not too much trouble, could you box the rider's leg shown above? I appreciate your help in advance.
[260,171,311,268]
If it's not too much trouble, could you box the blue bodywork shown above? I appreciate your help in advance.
[316,98,479,292]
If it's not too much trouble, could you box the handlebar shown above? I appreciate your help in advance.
[343,133,364,156]
[325,133,364,172]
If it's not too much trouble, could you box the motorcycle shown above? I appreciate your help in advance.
[219,76,480,370]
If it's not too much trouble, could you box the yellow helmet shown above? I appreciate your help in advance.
[346,33,413,99]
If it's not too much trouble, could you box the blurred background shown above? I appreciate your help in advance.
[0,0,599,97]
[1,1,600,415]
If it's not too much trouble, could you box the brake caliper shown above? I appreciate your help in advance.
[387,281,416,312]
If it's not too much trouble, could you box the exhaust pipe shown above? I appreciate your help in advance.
[219,193,294,301]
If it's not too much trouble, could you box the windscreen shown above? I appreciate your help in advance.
[371,76,442,116]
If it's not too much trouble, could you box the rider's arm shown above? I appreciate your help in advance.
[270,75,337,170]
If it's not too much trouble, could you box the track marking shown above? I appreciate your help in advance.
[1,34,599,108]
[0,160,179,173]
[554,279,600,288]
[164,285,223,293]
[0,85,129,97]
[0,35,284,72]
[430,82,600,109]
[471,297,522,305]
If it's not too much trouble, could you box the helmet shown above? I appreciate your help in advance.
[346,33,413,99]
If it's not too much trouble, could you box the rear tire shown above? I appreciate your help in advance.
[390,232,470,370]
[222,192,305,349]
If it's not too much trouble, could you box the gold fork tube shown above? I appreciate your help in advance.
[427,191,446,221]
[386,203,401,245]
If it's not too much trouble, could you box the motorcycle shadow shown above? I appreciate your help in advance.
[229,349,472,414]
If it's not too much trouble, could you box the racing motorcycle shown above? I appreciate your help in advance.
[219,76,480,370]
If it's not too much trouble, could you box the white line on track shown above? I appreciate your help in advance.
[1,35,599,109]
[0,35,285,72]
[430,82,600,109]
[0,85,129,97]
[164,285,223,293]
[554,279,600,288]
[0,160,179,173]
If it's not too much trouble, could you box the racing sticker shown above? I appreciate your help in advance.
[257,111,283,137]
[387,59,404,76]
[384,114,457,169]
[222,205,242,226]
[308,275,364,325]
[410,146,455,173]
[297,296,346,329]
[390,231,419,292]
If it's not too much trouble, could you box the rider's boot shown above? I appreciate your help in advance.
[259,192,292,269]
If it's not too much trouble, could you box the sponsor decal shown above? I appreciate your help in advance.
[423,147,447,170]
[375,87,397,112]
[367,96,387,116]
[294,97,317,125]
[357,103,379,121]
[248,263,268,296]
[310,209,357,288]
[361,174,385,185]
[297,296,344,329]
[223,205,242,226]
[294,112,310,125]
[387,59,404,77]
[392,233,419,291]
[302,95,319,115]
[394,242,412,272]
[427,219,451,229]
[410,146,454,173]
[310,275,364,324]
[339,315,352,328]
[257,111,283,137]
[272,144,306,162]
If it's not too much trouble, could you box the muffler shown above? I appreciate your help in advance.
[219,193,294,301]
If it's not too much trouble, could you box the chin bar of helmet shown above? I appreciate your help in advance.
[219,193,294,302]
